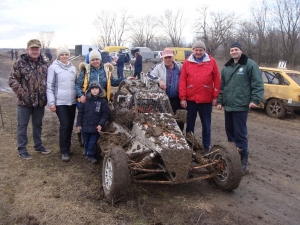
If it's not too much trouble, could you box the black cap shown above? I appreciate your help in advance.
[89,47,93,51]
[230,42,242,50]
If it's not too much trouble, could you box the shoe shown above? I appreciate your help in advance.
[35,148,51,154]
[242,168,249,176]
[19,152,32,160]
[62,153,70,162]
[87,156,97,164]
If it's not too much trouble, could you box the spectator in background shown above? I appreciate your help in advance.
[147,48,184,131]
[100,51,112,64]
[47,47,77,162]
[217,42,264,175]
[85,47,93,64]
[134,51,143,79]
[116,50,125,79]
[14,49,18,60]
[179,40,221,153]
[8,39,51,160]
[11,49,14,60]
[45,49,53,62]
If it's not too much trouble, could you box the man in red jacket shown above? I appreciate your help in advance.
[179,40,220,153]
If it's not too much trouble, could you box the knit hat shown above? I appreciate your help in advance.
[230,42,242,50]
[88,47,93,51]
[192,40,206,50]
[57,47,70,59]
[89,50,101,61]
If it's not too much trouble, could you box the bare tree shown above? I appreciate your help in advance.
[159,10,186,47]
[94,10,131,48]
[130,15,158,47]
[150,36,171,50]
[194,6,236,56]
[273,0,300,67]
[38,31,55,53]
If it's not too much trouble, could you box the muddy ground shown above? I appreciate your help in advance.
[0,49,299,225]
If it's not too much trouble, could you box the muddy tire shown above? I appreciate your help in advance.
[266,98,286,119]
[102,147,130,202]
[211,142,242,191]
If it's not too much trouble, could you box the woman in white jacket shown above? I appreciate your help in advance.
[47,47,77,162]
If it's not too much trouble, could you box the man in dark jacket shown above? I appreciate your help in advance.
[8,39,51,159]
[76,81,110,163]
[217,42,264,175]
[11,49,14,60]
[116,50,125,79]
[134,51,143,79]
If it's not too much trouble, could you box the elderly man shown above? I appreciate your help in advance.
[9,39,51,159]
[147,48,184,131]
[217,42,264,174]
[179,40,220,153]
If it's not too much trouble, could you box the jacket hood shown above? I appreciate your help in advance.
[85,81,106,99]
[52,59,73,69]
[224,54,248,66]
[21,53,46,63]
[187,52,210,63]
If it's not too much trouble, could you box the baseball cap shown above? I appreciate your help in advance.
[27,39,41,48]
[162,48,174,58]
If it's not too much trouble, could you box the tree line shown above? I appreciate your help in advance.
[93,0,300,68]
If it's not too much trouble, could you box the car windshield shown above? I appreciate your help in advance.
[286,72,300,86]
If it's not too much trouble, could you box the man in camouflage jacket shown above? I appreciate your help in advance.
[8,39,51,160]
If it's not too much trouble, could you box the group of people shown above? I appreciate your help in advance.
[9,39,126,163]
[147,40,263,175]
[9,38,263,174]
[10,49,18,60]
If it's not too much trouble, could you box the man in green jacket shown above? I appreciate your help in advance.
[217,42,264,175]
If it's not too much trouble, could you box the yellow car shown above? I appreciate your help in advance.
[260,67,300,118]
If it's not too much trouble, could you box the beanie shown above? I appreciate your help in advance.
[89,50,101,61]
[88,47,93,51]
[230,42,242,50]
[57,47,70,59]
[192,40,206,50]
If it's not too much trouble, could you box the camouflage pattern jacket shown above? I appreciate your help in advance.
[9,53,48,107]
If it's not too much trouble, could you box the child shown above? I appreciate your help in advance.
[76,81,110,163]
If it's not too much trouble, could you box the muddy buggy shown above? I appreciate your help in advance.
[98,76,242,202]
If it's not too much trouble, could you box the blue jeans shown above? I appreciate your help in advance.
[17,106,45,154]
[56,105,76,154]
[186,101,212,150]
[224,110,248,156]
[82,132,100,157]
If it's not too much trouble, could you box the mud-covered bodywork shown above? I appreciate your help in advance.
[99,76,242,200]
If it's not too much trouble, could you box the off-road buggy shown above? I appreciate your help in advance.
[98,75,242,202]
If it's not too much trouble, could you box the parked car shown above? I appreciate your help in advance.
[104,46,129,53]
[153,51,162,58]
[166,47,192,62]
[131,47,154,60]
[260,67,300,118]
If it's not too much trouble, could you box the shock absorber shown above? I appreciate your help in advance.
[135,152,157,169]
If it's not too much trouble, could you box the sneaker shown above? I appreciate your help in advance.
[62,153,70,162]
[35,148,51,154]
[19,152,32,160]
[87,156,97,164]
[242,169,249,176]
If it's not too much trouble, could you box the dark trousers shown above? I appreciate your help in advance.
[82,132,100,157]
[17,106,45,154]
[134,71,141,79]
[169,97,184,131]
[186,101,212,150]
[56,105,76,154]
[117,66,124,79]
[224,110,248,156]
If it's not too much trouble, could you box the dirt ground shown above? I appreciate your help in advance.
[0,49,299,225]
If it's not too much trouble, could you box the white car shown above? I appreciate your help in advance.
[153,51,162,58]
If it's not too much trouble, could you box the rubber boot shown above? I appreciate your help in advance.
[241,154,249,175]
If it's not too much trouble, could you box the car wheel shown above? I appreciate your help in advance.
[211,142,242,191]
[102,147,130,202]
[266,98,286,119]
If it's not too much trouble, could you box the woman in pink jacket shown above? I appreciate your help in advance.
[179,40,220,153]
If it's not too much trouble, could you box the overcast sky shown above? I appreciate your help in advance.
[0,0,257,49]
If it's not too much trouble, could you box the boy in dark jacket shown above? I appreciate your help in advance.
[76,81,110,163]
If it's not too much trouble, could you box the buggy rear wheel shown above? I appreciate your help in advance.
[102,147,130,202]
[211,142,242,191]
